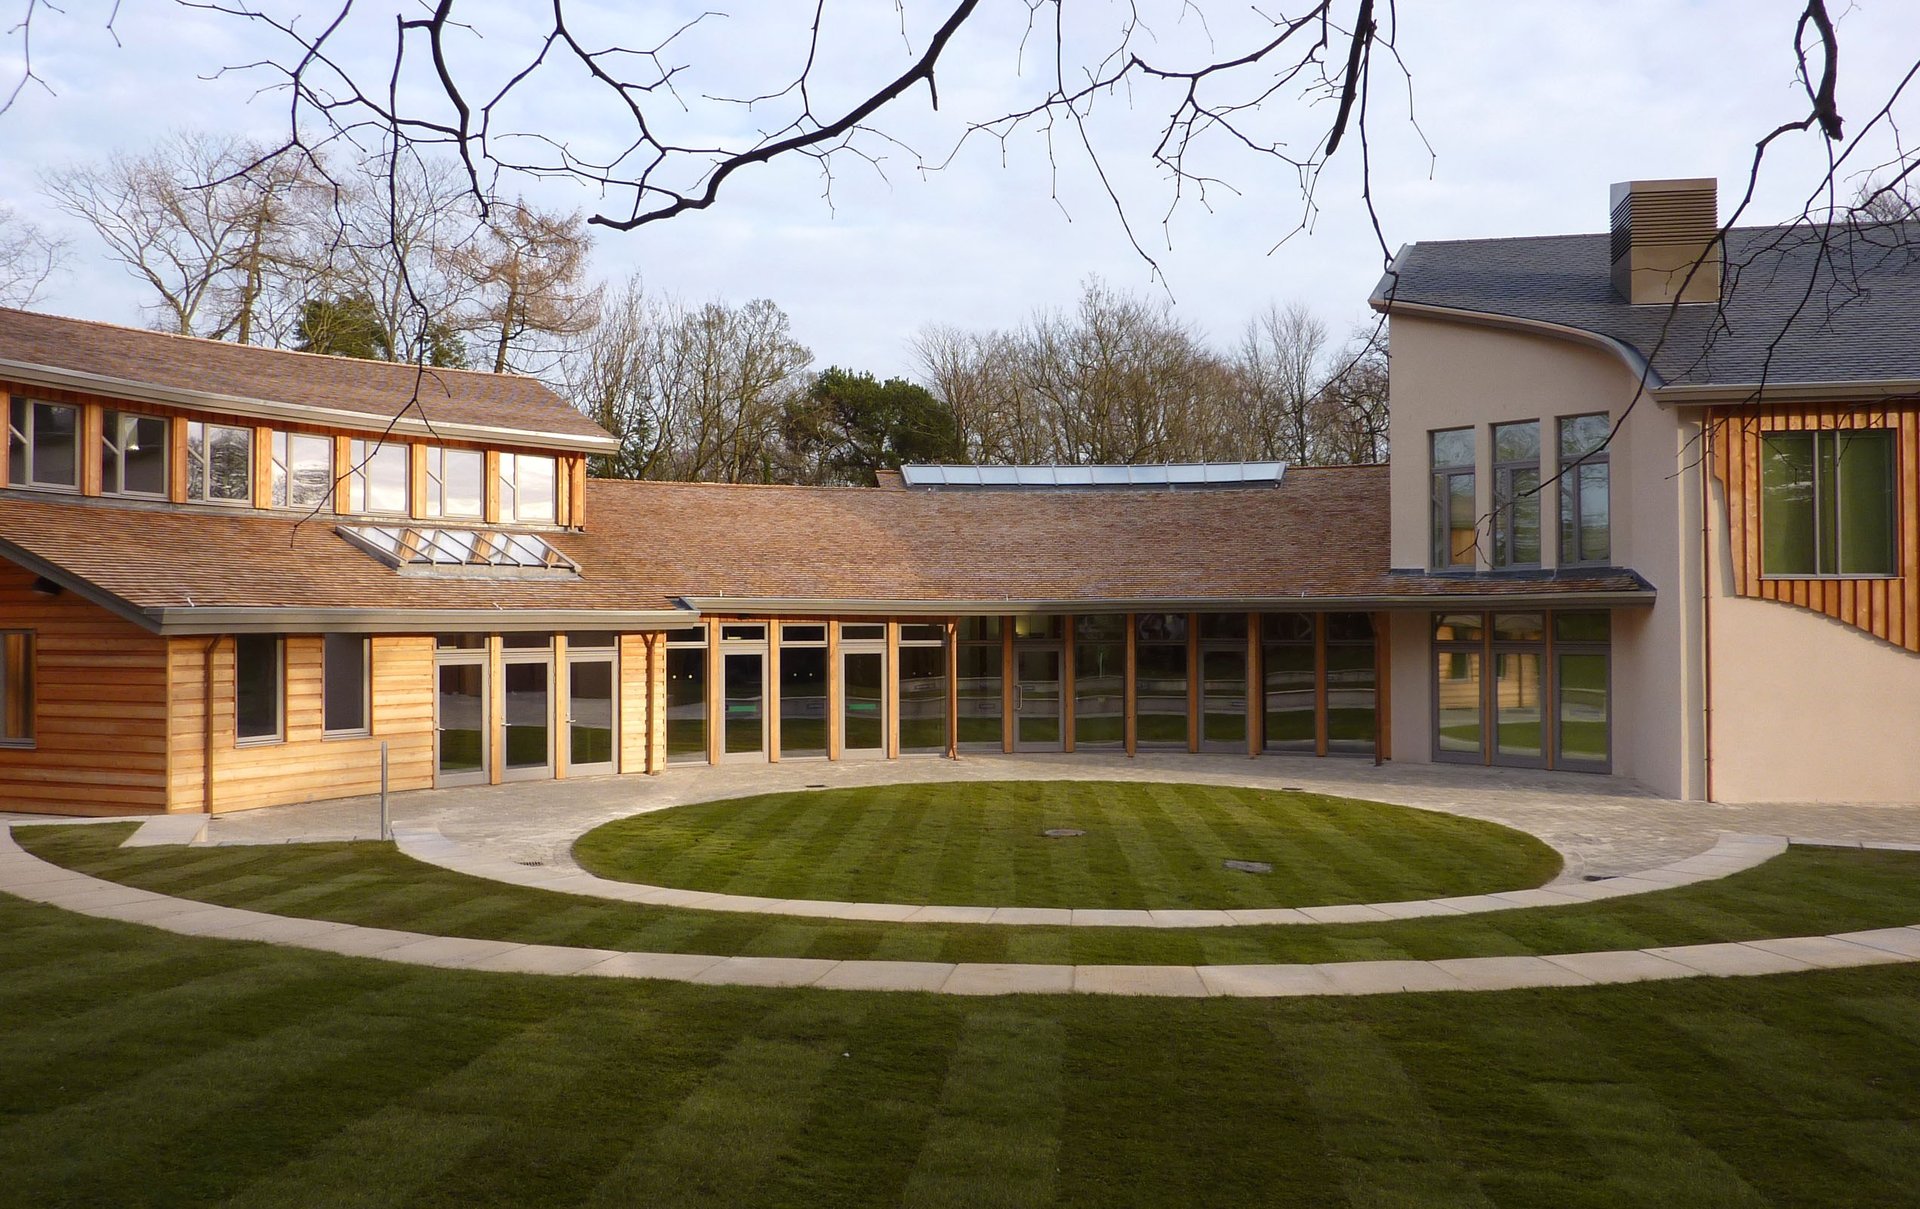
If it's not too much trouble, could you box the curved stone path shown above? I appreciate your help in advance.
[395,827,1790,928]
[9,825,1920,997]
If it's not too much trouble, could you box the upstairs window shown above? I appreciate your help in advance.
[498,452,557,524]
[1430,428,1475,569]
[424,446,484,519]
[347,439,410,516]
[272,432,335,510]
[1559,414,1611,565]
[186,421,253,504]
[7,399,79,490]
[1761,429,1896,576]
[1491,421,1541,567]
[101,410,169,498]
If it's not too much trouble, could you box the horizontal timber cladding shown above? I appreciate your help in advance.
[0,561,171,814]
[166,633,436,813]
[1708,403,1920,653]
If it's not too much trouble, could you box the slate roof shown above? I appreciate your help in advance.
[0,468,1650,629]
[1373,222,1920,388]
[0,307,613,447]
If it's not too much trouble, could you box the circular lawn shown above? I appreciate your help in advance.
[572,780,1562,911]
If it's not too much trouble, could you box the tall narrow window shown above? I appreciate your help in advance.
[1430,428,1476,568]
[234,634,283,743]
[1761,429,1896,576]
[1559,414,1611,565]
[1491,421,1541,567]
[424,446,484,519]
[272,432,335,509]
[0,630,33,746]
[101,410,169,498]
[7,399,79,490]
[322,634,371,736]
[498,453,558,524]
[187,421,254,504]
[347,439,410,515]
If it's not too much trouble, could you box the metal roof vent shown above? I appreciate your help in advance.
[1610,178,1722,305]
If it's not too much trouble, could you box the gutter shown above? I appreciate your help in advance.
[1368,299,1662,388]
[1651,378,1920,407]
[144,606,699,636]
[674,590,1657,616]
[0,358,620,455]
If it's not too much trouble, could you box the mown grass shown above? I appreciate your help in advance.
[6,888,1920,1208]
[569,781,1564,910]
[21,823,1920,968]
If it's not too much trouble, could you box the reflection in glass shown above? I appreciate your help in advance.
[897,645,948,753]
[1325,640,1376,755]
[1134,640,1187,747]
[1262,637,1315,751]
[1074,636,1125,748]
[1556,653,1610,766]
[1493,652,1543,761]
[843,651,885,751]
[436,662,486,776]
[569,658,615,768]
[1435,650,1482,757]
[666,648,707,761]
[503,661,550,770]
[1015,648,1061,748]
[1200,648,1246,747]
[957,643,1003,749]
[780,646,828,757]
[723,652,764,755]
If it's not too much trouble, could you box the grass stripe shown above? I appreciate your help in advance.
[901,1009,1065,1209]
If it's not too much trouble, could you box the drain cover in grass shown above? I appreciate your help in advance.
[1223,859,1273,874]
[1042,828,1086,838]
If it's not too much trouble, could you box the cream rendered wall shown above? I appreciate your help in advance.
[1384,314,1704,798]
[1703,471,1920,802]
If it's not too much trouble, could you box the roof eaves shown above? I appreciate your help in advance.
[0,537,162,632]
[1371,299,1663,389]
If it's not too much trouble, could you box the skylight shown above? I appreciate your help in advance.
[337,525,580,577]
[898,462,1286,490]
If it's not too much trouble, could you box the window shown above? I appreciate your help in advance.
[7,399,79,490]
[1559,414,1611,565]
[0,631,33,746]
[498,452,557,524]
[1491,421,1541,567]
[1431,610,1610,771]
[1074,614,1126,750]
[322,634,370,736]
[234,634,283,743]
[665,626,708,762]
[425,446,484,519]
[898,623,948,753]
[1133,613,1188,748]
[187,421,253,504]
[957,616,1002,750]
[1761,429,1897,576]
[102,410,169,497]
[272,432,335,509]
[348,439,410,515]
[1430,428,1475,568]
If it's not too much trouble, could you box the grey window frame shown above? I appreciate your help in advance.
[101,409,170,499]
[347,438,411,516]
[233,634,284,746]
[1490,420,1542,568]
[322,633,372,738]
[1759,428,1898,578]
[1558,413,1612,567]
[1429,428,1476,570]
[272,432,336,510]
[425,446,485,519]
[498,452,558,524]
[7,398,80,491]
[186,421,255,505]
[0,629,34,748]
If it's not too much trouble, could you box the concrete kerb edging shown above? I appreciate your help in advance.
[7,824,1920,998]
[383,826,1792,928]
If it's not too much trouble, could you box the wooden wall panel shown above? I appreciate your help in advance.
[619,633,651,774]
[1709,403,1920,653]
[166,633,436,813]
[0,563,171,814]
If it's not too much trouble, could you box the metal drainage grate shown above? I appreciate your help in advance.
[516,860,545,867]
[1223,859,1273,875]
[1042,828,1086,839]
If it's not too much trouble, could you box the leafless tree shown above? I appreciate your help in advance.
[911,324,1048,464]
[1233,302,1329,465]
[1312,326,1389,465]
[455,201,600,375]
[0,203,65,306]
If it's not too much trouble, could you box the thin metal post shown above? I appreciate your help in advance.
[379,740,391,841]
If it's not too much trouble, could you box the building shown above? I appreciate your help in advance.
[0,176,1911,814]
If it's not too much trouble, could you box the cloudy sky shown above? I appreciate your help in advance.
[1,1,1913,377]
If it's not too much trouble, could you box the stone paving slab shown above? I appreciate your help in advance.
[1431,955,1597,990]
[1073,965,1211,997]
[691,956,840,988]
[466,945,625,976]
[579,952,729,981]
[1541,950,1702,983]
[1830,927,1920,958]
[814,961,958,993]
[938,963,1076,996]
[1738,935,1912,970]
[1317,960,1469,995]
[1643,942,1816,978]
[1194,964,1341,998]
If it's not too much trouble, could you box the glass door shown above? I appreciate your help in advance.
[1199,647,1248,749]
[435,658,489,787]
[1433,649,1483,762]
[501,657,553,781]
[1015,647,1062,750]
[723,650,766,759]
[567,656,616,775]
[841,649,886,756]
[1492,650,1546,766]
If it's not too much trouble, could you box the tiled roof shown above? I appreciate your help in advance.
[0,307,613,447]
[0,468,1651,629]
[1375,222,1920,388]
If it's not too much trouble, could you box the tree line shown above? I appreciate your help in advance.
[8,131,1389,485]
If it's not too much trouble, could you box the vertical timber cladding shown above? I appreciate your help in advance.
[0,563,170,815]
[1709,402,1920,651]
[165,634,435,813]
[619,632,656,774]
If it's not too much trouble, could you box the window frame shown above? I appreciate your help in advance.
[101,409,171,499]
[1759,428,1899,579]
[233,634,285,746]
[272,431,336,510]
[424,445,485,520]
[321,633,372,739]
[0,629,35,748]
[186,420,255,506]
[1429,428,1476,570]
[1491,420,1542,569]
[347,438,411,517]
[1429,609,1611,773]
[498,452,559,524]
[1557,413,1612,567]
[7,398,81,492]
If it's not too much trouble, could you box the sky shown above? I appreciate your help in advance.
[0,0,1914,378]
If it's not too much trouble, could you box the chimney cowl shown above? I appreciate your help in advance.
[1609,178,1722,305]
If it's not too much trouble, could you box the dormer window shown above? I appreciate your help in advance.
[102,411,170,498]
[425,446,484,519]
[186,421,253,504]
[347,439,409,516]
[498,452,557,524]
[272,432,335,510]
[7,399,79,491]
